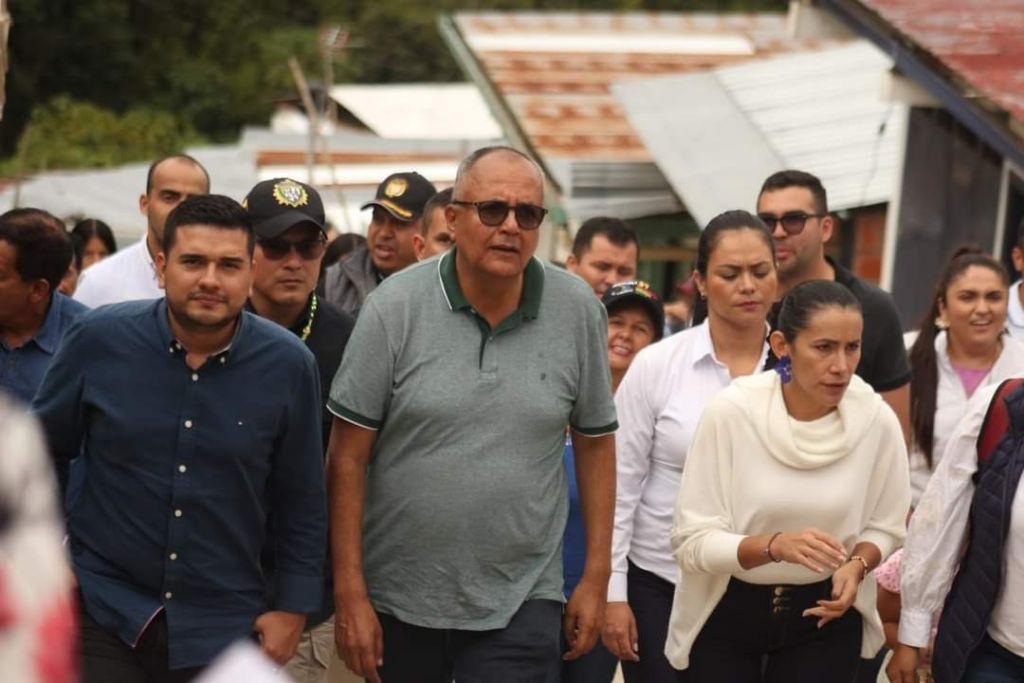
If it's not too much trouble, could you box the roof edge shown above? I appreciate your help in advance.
[817,0,1024,169]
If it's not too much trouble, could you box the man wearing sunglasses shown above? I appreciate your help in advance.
[322,171,437,315]
[243,178,356,683]
[328,146,617,682]
[756,169,911,437]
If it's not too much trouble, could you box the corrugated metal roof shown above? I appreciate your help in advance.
[855,0,1024,125]
[614,41,907,226]
[327,84,503,140]
[452,12,840,162]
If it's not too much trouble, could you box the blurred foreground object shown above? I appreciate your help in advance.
[0,396,77,682]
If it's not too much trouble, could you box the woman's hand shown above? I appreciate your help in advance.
[771,528,847,573]
[602,601,640,662]
[802,560,862,628]
[886,644,920,683]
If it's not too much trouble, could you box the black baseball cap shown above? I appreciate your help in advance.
[243,178,325,239]
[602,281,665,341]
[361,172,437,222]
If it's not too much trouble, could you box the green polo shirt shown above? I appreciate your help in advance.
[328,248,617,630]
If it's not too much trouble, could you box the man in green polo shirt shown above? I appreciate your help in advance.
[327,146,617,683]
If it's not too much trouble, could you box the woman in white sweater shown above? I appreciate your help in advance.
[603,210,777,682]
[668,280,910,682]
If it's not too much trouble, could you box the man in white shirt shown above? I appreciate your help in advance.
[74,155,209,308]
[1008,218,1024,339]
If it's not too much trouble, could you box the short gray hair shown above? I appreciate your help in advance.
[453,146,543,198]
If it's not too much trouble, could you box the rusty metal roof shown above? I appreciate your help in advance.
[451,12,839,163]
[854,0,1024,125]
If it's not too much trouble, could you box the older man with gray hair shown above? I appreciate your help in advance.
[327,146,617,682]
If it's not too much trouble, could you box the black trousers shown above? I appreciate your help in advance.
[621,560,678,683]
[561,638,617,683]
[80,607,203,683]
[679,577,862,683]
[376,599,562,683]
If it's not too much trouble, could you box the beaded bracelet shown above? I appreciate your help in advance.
[764,532,782,563]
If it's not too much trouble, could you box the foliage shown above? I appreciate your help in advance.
[2,0,787,171]
[11,96,198,172]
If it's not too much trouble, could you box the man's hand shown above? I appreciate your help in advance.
[253,610,306,665]
[563,574,606,661]
[802,561,861,628]
[335,594,384,683]
[602,601,639,662]
[886,644,920,683]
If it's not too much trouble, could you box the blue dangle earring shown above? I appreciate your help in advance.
[775,355,793,384]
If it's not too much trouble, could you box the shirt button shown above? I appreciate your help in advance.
[184,420,193,429]
[164,591,173,600]
[169,552,178,561]
[174,509,183,518]
[191,373,198,381]
[219,357,226,364]
[178,464,187,473]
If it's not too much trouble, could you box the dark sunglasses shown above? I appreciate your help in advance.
[757,211,826,236]
[258,235,326,261]
[450,199,547,231]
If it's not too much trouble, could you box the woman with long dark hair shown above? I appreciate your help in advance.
[603,210,777,682]
[907,245,1024,504]
[668,280,910,682]
[70,218,117,270]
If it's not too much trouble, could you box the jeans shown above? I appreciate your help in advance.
[962,634,1024,683]
[679,577,862,683]
[376,599,562,682]
[621,560,678,683]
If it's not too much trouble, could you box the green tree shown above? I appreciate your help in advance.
[12,96,197,172]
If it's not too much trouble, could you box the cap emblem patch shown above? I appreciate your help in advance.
[384,177,408,198]
[272,179,309,208]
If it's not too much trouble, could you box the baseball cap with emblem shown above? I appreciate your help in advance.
[243,178,326,239]
[361,172,437,222]
[601,281,665,341]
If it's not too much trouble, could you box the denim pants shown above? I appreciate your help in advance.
[962,634,1024,683]
[679,577,862,683]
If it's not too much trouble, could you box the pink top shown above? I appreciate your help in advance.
[952,363,991,398]
[874,548,902,593]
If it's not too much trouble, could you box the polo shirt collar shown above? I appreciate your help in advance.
[32,294,65,354]
[438,248,545,319]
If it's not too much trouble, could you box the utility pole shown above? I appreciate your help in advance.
[0,0,11,121]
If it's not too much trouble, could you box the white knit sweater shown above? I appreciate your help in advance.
[665,371,911,670]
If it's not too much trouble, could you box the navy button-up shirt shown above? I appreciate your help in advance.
[32,299,326,669]
[0,293,87,403]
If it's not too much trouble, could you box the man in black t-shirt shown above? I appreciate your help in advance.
[244,178,355,683]
[756,170,911,437]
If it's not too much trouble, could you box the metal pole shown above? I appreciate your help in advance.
[288,56,319,184]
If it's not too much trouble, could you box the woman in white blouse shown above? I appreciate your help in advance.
[906,245,1024,504]
[602,210,777,682]
[668,280,910,682]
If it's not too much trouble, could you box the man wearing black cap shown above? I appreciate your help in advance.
[244,178,356,682]
[321,171,437,315]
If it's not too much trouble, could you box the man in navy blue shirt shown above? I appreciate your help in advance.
[33,195,327,682]
[0,208,88,403]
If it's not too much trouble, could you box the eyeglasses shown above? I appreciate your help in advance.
[756,211,826,236]
[450,200,547,231]
[258,236,327,261]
